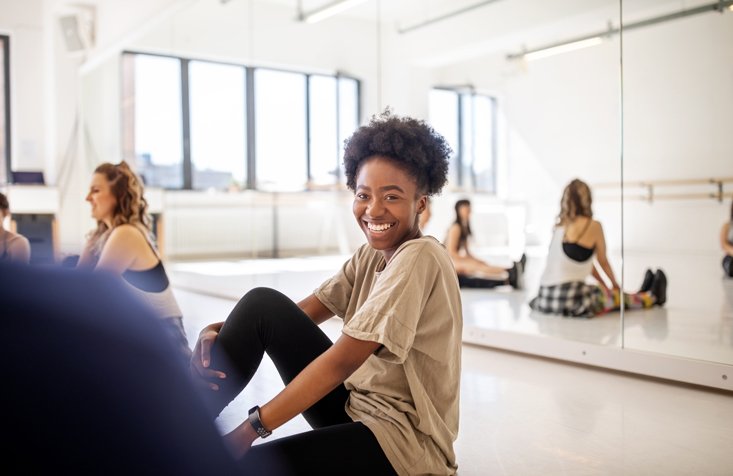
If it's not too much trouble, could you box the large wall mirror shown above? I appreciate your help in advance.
[621,1,733,369]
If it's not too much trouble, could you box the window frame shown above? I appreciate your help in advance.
[1,35,11,183]
[121,50,361,191]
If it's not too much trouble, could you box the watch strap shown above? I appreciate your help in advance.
[248,405,272,439]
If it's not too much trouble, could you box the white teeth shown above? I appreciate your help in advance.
[367,222,394,232]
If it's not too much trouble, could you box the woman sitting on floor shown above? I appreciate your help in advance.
[190,111,462,475]
[721,198,733,278]
[529,178,666,318]
[77,161,190,357]
[0,192,31,264]
[444,199,524,289]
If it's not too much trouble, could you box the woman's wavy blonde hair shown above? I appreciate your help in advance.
[557,178,593,226]
[87,161,152,256]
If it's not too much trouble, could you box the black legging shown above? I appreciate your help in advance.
[724,255,733,277]
[209,287,397,476]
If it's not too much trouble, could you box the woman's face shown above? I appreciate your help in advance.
[86,173,117,224]
[458,203,471,222]
[353,156,426,263]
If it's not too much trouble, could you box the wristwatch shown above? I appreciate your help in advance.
[248,405,272,439]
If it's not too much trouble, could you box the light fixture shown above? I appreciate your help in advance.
[299,0,368,24]
[521,37,604,61]
[508,0,733,62]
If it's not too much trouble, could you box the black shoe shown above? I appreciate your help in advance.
[639,268,654,293]
[518,253,527,274]
[508,264,522,290]
[651,269,667,306]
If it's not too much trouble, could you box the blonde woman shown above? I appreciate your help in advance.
[78,161,190,356]
[0,192,31,264]
[530,178,666,317]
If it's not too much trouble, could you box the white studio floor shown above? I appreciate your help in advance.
[167,253,733,475]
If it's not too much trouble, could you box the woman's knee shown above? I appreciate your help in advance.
[233,287,291,317]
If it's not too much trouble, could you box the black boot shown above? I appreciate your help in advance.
[508,264,522,290]
[651,269,667,306]
[518,253,527,274]
[639,268,654,293]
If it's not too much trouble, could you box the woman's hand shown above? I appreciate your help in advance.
[223,421,259,460]
[190,321,227,390]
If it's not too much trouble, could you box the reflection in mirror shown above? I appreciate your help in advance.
[621,1,733,366]
[410,0,625,350]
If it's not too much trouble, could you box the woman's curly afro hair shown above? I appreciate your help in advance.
[343,109,451,196]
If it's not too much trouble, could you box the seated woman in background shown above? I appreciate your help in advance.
[77,161,190,357]
[0,192,31,264]
[445,199,523,289]
[529,178,666,318]
[721,198,733,278]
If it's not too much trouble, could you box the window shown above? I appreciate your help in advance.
[1,35,9,185]
[189,61,246,190]
[429,88,497,193]
[122,53,183,188]
[254,69,307,191]
[308,74,360,186]
[122,52,360,191]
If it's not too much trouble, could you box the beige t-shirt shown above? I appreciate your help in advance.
[314,236,462,475]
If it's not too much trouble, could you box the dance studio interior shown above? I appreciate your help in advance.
[1,0,732,474]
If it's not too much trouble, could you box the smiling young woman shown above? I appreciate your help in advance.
[190,111,462,475]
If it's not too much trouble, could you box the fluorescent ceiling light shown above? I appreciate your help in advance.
[300,0,368,24]
[508,1,732,62]
[522,37,604,61]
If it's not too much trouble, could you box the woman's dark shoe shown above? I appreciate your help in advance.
[651,269,667,306]
[518,253,527,274]
[508,264,522,290]
[639,268,654,293]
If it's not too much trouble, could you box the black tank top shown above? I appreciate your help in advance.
[562,219,594,262]
[121,260,170,293]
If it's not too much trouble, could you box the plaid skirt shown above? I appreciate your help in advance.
[529,281,607,318]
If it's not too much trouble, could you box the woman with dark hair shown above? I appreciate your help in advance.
[0,191,31,263]
[721,199,733,277]
[530,178,666,317]
[77,161,190,356]
[190,111,462,475]
[444,198,523,289]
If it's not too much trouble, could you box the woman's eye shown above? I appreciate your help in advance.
[356,193,368,200]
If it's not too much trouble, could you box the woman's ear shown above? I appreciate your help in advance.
[416,195,427,214]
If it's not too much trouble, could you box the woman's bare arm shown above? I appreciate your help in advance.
[593,222,620,289]
[445,224,463,259]
[720,223,733,255]
[95,225,146,274]
[297,294,335,325]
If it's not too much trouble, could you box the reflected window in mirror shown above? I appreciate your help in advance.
[429,88,497,193]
